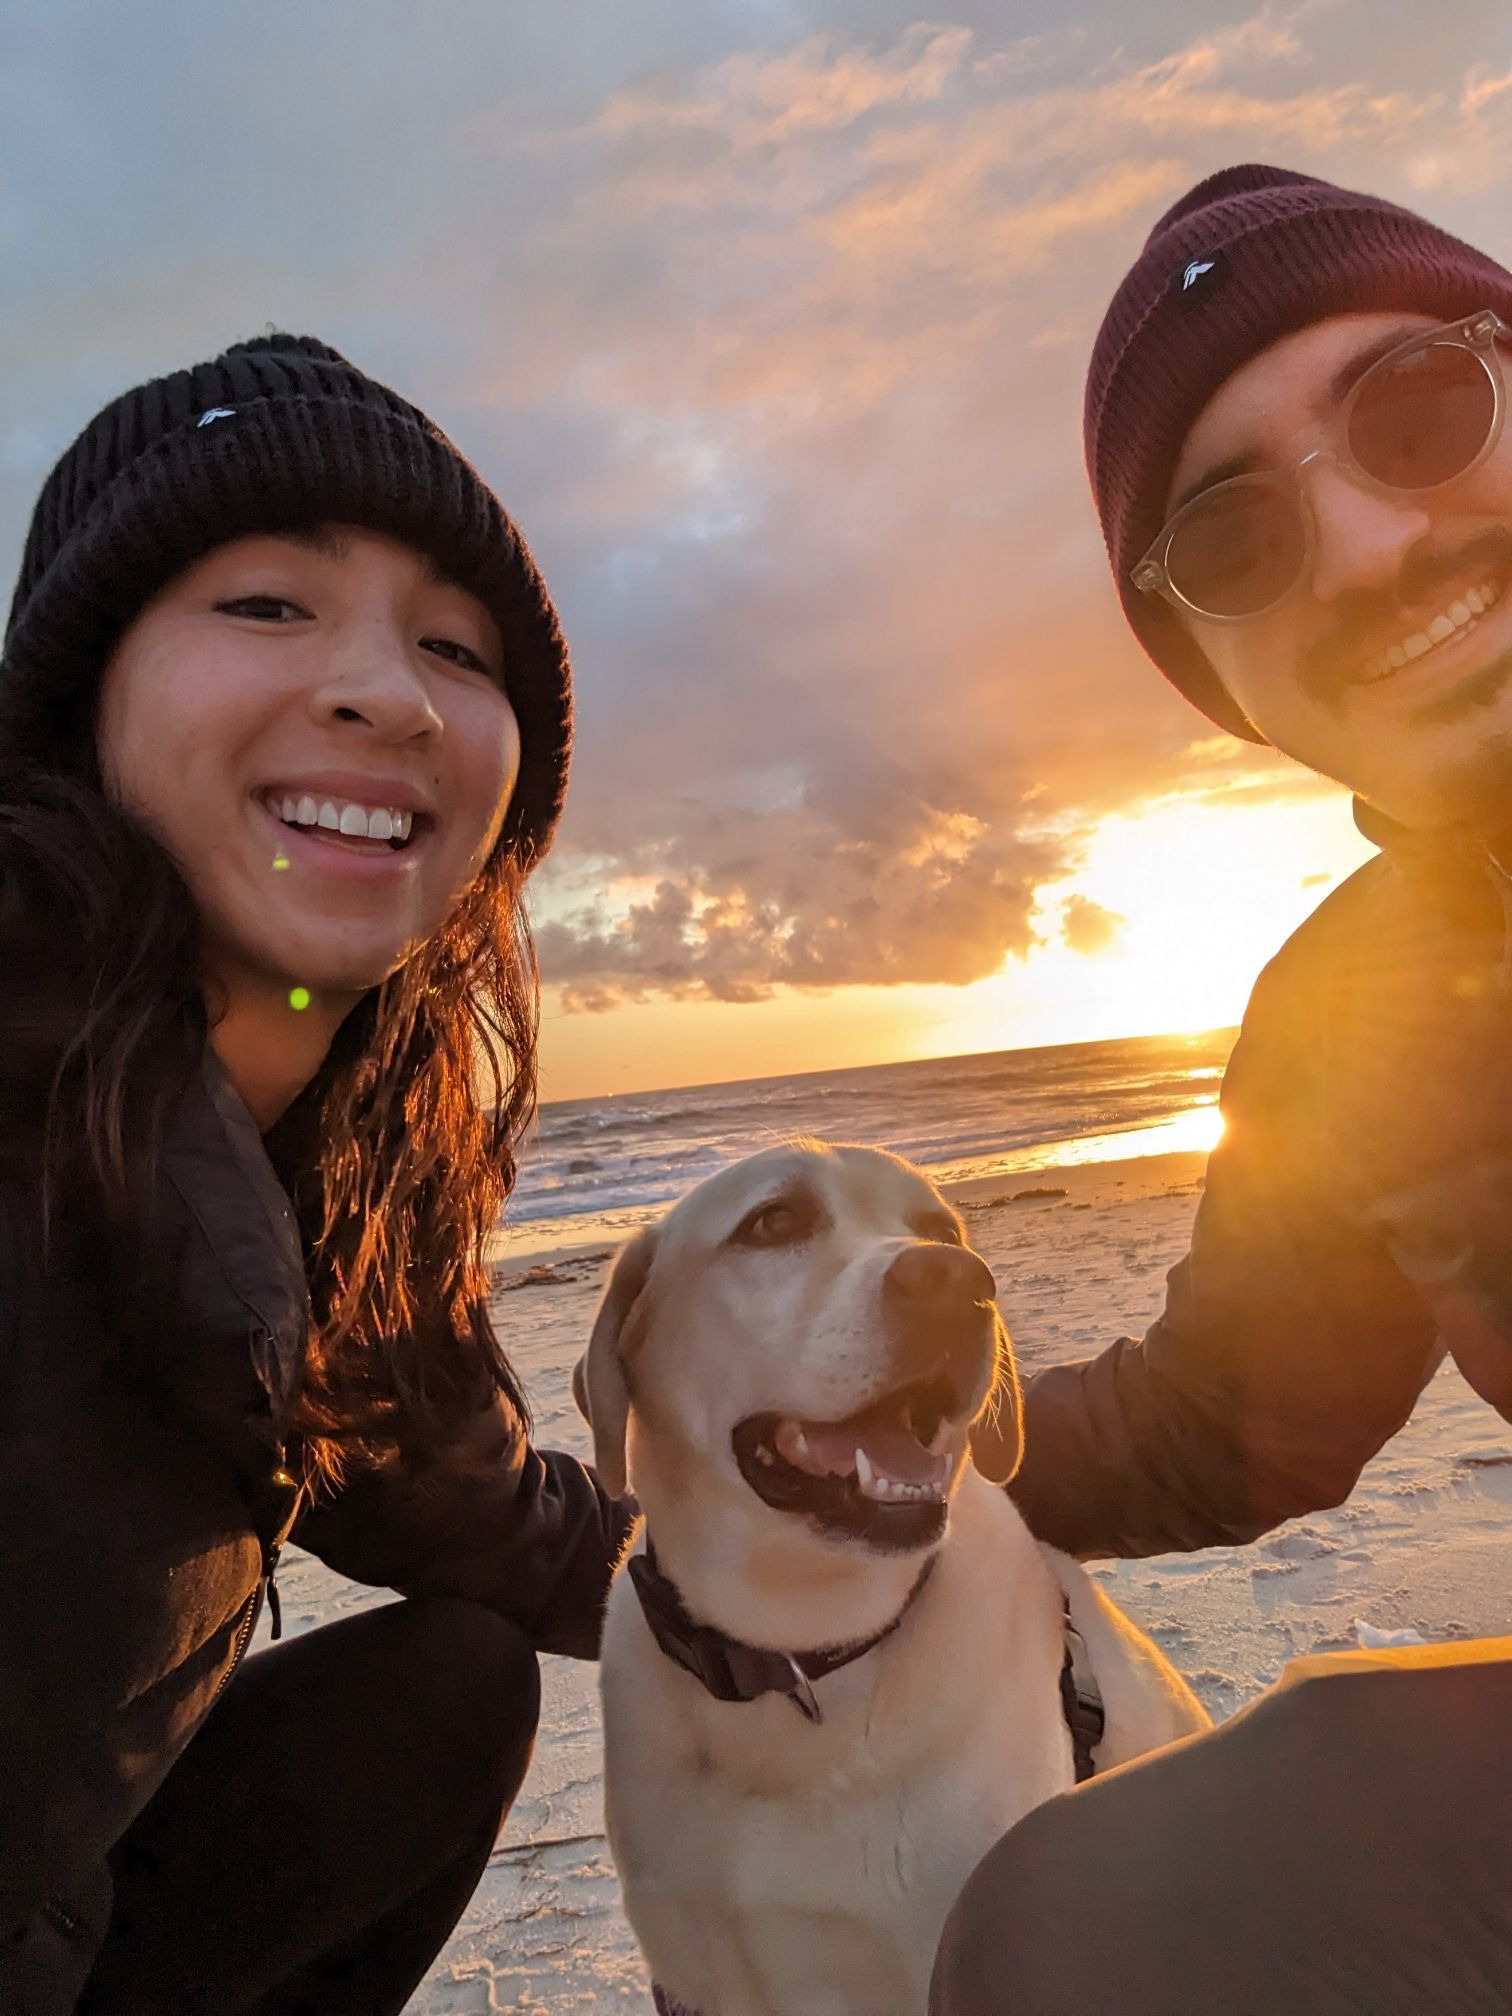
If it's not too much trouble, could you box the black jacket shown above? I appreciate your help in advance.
[1013,807,1512,1559]
[0,1046,632,2012]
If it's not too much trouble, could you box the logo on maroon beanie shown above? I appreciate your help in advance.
[1175,251,1229,302]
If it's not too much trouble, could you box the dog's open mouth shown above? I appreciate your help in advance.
[732,1374,967,1548]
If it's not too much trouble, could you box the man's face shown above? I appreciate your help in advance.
[1167,310,1512,834]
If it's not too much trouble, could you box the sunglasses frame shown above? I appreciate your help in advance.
[1132,309,1512,624]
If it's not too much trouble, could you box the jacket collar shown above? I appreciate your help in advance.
[1351,795,1512,985]
[1352,792,1512,867]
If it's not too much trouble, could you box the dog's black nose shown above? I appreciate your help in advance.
[883,1242,997,1318]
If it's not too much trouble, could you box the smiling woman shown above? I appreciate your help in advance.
[0,330,633,2016]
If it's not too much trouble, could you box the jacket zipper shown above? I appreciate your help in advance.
[212,1582,263,1706]
[211,1453,299,1703]
[263,1537,285,1640]
[262,1445,301,1645]
[40,1897,90,1943]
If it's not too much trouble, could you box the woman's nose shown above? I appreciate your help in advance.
[310,624,443,742]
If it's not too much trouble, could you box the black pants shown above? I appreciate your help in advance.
[80,1596,541,2016]
[931,1642,1512,2016]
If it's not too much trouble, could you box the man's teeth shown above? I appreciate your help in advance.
[1358,577,1503,686]
[273,794,414,842]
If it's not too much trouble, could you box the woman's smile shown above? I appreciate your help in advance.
[251,770,438,879]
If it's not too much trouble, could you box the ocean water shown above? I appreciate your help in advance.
[503,1026,1237,1256]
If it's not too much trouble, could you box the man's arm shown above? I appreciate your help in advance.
[1007,936,1440,1559]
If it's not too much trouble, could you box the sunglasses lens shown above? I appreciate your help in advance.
[1348,339,1497,490]
[1165,481,1308,619]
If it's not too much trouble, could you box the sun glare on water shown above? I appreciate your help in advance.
[1149,1100,1227,1155]
[1009,1097,1226,1175]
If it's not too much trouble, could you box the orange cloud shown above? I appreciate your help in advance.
[1060,894,1126,957]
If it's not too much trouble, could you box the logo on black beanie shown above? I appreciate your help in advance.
[1175,251,1228,302]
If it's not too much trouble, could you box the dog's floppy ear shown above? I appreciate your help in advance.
[968,1323,1024,1485]
[574,1228,657,1500]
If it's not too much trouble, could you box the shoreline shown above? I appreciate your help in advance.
[492,1146,1210,1280]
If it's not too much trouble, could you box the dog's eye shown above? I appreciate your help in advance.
[734,1200,807,1248]
[913,1213,963,1245]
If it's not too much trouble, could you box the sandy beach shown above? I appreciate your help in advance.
[255,1145,1511,2011]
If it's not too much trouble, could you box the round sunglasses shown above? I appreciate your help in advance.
[1133,310,1511,623]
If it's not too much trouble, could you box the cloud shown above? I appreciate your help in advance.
[6,1,1510,1030]
[537,795,1064,1009]
[1405,59,1512,201]
[1060,894,1126,956]
[585,23,974,148]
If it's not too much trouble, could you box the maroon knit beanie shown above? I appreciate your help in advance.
[1085,163,1512,739]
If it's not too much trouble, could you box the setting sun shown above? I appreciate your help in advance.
[908,780,1375,1071]
[539,781,1376,1099]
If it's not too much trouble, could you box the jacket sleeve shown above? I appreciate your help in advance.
[1007,935,1440,1560]
[293,1393,637,1659]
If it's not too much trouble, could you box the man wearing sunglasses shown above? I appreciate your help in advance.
[933,166,1512,2015]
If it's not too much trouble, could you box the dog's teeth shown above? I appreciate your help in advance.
[851,1442,950,1503]
[792,1429,811,1461]
[755,1444,776,1465]
[926,1422,953,1457]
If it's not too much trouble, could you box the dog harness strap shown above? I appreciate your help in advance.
[1059,1594,1105,1783]
[628,1543,935,1725]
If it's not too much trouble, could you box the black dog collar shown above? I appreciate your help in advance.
[630,1539,1105,1774]
[628,1540,937,1725]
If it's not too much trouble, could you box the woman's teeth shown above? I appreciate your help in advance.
[270,793,415,842]
[1357,576,1504,686]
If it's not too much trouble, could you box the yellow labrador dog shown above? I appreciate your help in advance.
[577,1142,1207,2016]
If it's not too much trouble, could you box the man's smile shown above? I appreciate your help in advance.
[1301,525,1512,722]
[1352,570,1506,690]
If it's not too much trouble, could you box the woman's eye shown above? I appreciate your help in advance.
[421,634,494,678]
[215,594,308,622]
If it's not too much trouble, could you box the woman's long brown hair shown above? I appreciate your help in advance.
[4,753,538,1488]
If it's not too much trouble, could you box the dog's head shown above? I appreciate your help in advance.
[574,1142,1022,1559]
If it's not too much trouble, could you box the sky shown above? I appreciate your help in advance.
[5,0,1512,1099]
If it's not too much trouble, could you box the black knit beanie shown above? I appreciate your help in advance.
[1084,164,1512,739]
[2,332,572,863]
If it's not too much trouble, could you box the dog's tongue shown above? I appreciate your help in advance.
[774,1403,944,1485]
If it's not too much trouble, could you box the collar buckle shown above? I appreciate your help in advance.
[783,1655,824,1725]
